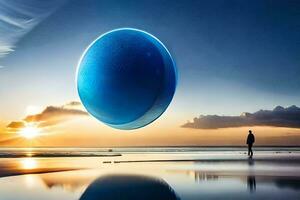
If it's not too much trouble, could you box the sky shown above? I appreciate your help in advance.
[0,0,299,147]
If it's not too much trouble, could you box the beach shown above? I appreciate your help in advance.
[0,147,300,200]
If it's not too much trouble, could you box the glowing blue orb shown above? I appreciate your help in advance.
[77,28,177,130]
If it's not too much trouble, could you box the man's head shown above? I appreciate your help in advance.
[249,130,252,134]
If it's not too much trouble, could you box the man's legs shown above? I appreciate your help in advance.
[250,144,253,157]
[248,145,251,156]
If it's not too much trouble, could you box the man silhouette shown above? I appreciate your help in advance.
[246,130,255,158]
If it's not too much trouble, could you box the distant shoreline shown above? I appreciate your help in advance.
[0,145,299,149]
[0,147,299,158]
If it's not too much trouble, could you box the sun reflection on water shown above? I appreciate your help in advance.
[21,158,38,170]
[26,152,33,157]
[24,175,39,188]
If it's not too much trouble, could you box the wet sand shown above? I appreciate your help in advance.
[0,148,299,199]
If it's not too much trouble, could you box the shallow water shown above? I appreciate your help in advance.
[0,148,299,200]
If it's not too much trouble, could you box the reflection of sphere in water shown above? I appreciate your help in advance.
[77,28,177,130]
[79,174,180,200]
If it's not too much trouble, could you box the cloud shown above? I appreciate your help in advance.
[182,105,300,129]
[7,101,88,130]
[0,0,68,58]
[64,101,82,106]
[62,101,85,110]
[24,105,87,122]
[7,121,25,129]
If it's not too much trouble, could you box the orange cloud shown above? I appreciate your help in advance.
[25,105,88,125]
[7,121,26,129]
[6,101,88,131]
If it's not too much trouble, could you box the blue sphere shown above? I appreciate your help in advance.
[77,28,177,130]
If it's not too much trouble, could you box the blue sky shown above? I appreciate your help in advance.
[0,0,299,121]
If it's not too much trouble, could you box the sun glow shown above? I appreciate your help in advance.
[19,125,40,139]
[21,158,38,169]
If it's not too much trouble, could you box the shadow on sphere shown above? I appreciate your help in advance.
[79,174,180,200]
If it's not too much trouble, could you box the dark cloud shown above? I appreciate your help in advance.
[24,105,87,123]
[6,101,88,130]
[182,105,300,129]
[64,101,82,106]
[7,121,25,129]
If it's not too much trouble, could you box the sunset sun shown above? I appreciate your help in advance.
[19,125,39,139]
